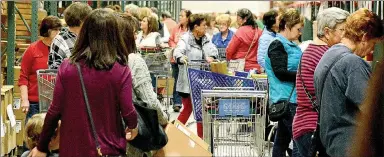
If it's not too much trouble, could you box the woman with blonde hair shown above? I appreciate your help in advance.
[212,14,234,48]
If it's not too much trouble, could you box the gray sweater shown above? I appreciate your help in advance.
[314,44,371,157]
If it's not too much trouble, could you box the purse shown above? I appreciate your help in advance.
[229,28,259,72]
[268,84,295,122]
[128,100,168,152]
[77,63,127,157]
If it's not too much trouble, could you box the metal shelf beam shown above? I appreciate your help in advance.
[6,1,15,85]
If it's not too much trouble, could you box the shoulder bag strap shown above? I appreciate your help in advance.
[317,53,348,113]
[298,55,318,111]
[245,28,260,58]
[287,82,295,102]
[76,63,103,157]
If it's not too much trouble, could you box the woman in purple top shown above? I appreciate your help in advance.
[29,9,138,157]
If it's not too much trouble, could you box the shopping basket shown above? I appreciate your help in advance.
[188,68,255,122]
[37,69,58,113]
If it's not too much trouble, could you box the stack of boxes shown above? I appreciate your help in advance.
[1,85,17,156]
[0,67,25,156]
[13,66,25,148]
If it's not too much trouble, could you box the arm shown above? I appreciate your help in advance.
[257,35,269,68]
[168,28,177,48]
[345,63,371,105]
[267,40,296,82]
[173,38,188,64]
[131,56,168,125]
[37,65,65,153]
[119,68,138,129]
[48,37,68,70]
[226,34,241,60]
[18,46,33,112]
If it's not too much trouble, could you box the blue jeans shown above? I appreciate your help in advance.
[294,132,328,157]
[272,103,300,157]
[171,63,182,107]
[25,102,39,124]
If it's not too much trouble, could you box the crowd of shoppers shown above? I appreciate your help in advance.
[18,2,384,157]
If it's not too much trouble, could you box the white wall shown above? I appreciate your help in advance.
[182,1,270,14]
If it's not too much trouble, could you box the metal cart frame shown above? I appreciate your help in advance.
[37,69,58,113]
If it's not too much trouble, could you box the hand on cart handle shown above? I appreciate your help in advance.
[21,99,30,113]
[206,57,215,63]
[180,56,189,65]
[125,127,138,141]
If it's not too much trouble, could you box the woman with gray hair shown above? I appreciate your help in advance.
[292,7,350,157]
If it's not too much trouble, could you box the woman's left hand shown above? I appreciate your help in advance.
[206,57,215,63]
[28,147,47,157]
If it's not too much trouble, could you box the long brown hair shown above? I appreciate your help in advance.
[117,13,138,54]
[70,9,129,70]
[350,61,384,157]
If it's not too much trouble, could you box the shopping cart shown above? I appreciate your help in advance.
[201,89,268,157]
[142,49,172,114]
[187,66,255,123]
[37,69,58,113]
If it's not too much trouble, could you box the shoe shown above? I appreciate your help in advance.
[173,106,181,112]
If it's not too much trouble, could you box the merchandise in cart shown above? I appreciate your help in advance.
[37,69,58,113]
[201,89,268,157]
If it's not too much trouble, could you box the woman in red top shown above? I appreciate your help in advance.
[19,16,62,122]
[226,8,262,72]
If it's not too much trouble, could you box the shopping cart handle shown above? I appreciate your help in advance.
[37,69,58,74]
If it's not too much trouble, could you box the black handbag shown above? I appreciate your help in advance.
[128,100,168,152]
[268,85,295,122]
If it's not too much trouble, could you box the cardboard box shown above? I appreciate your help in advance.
[1,118,6,156]
[13,80,20,94]
[14,66,21,80]
[154,123,212,157]
[174,120,209,150]
[4,120,16,154]
[157,78,174,95]
[1,92,7,121]
[15,119,25,146]
[210,61,228,75]
[13,98,26,120]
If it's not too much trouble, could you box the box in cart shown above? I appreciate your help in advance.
[154,123,212,157]
[156,78,174,95]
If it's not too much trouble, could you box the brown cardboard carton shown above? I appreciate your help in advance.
[157,78,174,95]
[13,81,20,94]
[8,120,16,153]
[1,92,6,121]
[15,119,25,146]
[154,123,212,157]
[210,61,228,75]
[14,66,21,80]
[174,120,209,150]
[13,98,26,120]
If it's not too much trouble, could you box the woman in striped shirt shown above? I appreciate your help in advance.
[292,7,350,157]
